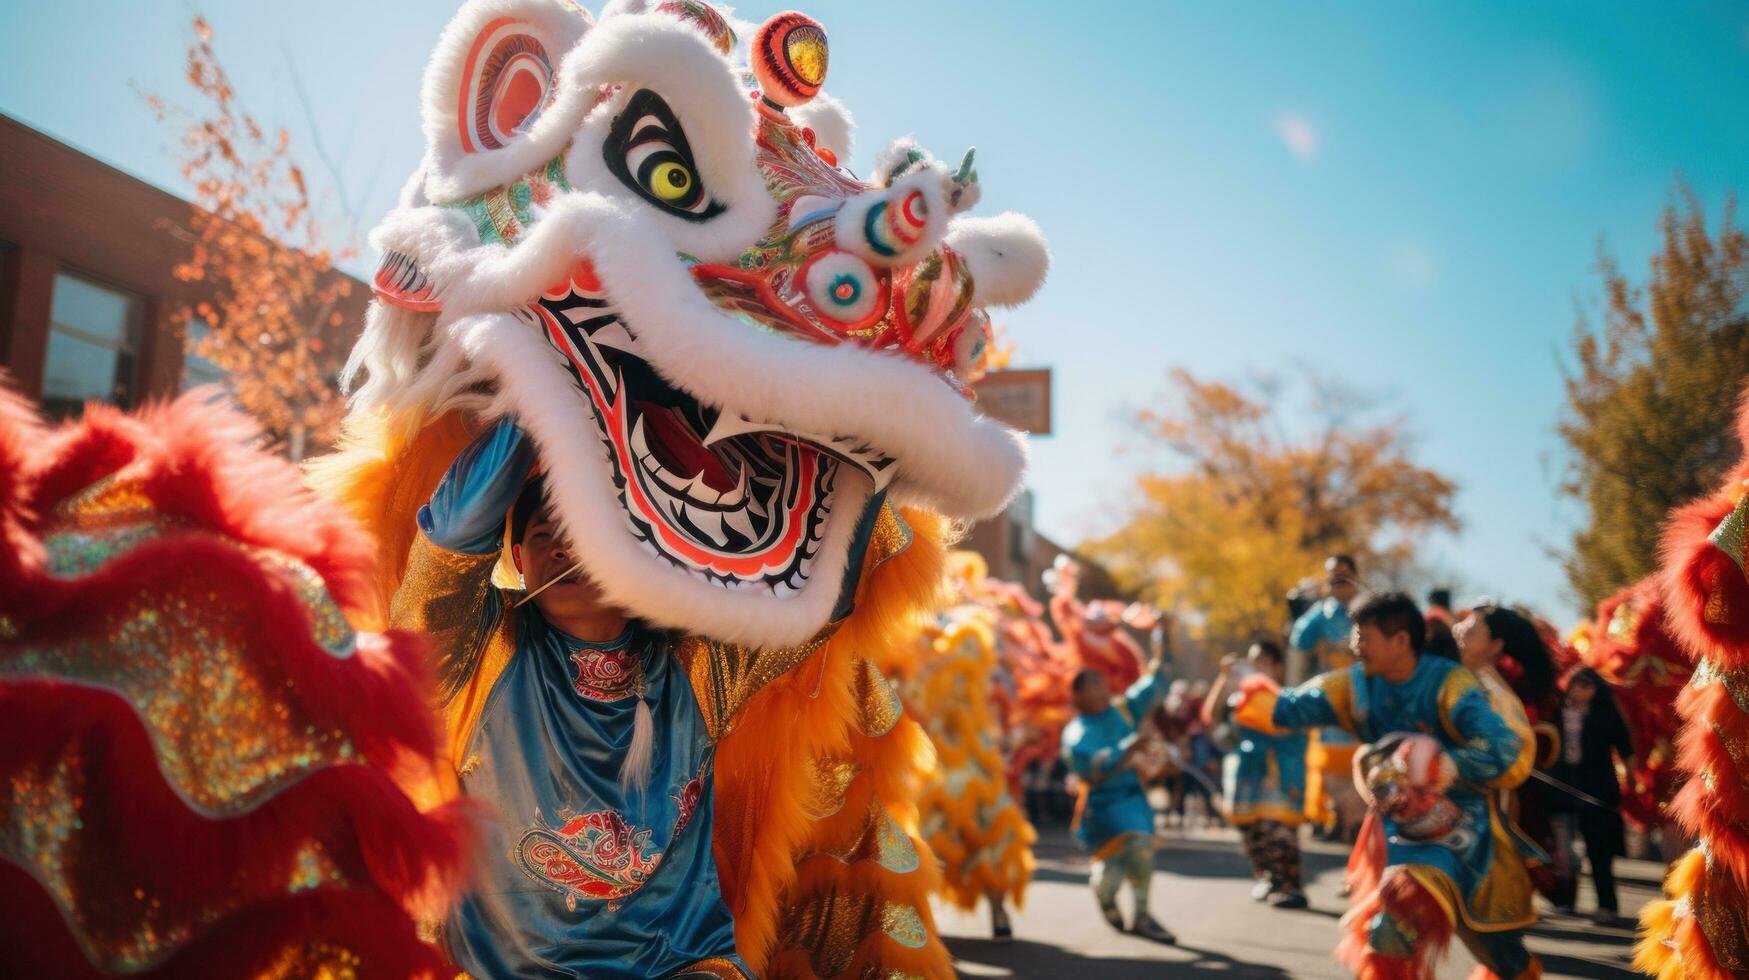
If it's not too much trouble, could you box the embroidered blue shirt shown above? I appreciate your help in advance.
[1271,656,1539,930]
[444,610,744,979]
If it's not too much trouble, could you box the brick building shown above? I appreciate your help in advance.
[0,113,366,425]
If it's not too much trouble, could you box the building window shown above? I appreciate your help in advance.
[181,321,227,391]
[42,272,140,416]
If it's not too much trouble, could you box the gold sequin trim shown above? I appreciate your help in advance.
[1692,878,1749,973]
[801,758,860,820]
[799,800,920,874]
[3,748,348,971]
[7,514,359,813]
[677,628,834,742]
[1710,489,1749,573]
[777,889,931,977]
[853,659,903,738]
[1606,597,1644,645]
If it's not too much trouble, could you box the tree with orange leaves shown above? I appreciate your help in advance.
[1086,369,1459,652]
[147,16,353,459]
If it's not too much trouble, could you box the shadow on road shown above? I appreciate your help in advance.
[1025,832,1346,887]
[1533,952,1635,979]
[946,936,1296,979]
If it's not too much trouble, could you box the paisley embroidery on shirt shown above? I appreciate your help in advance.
[517,808,663,909]
[674,774,704,833]
[516,764,710,909]
[570,643,643,701]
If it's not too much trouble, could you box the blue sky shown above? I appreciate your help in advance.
[6,1,1748,624]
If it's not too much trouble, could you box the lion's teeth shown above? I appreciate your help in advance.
[702,410,766,447]
[725,507,757,542]
[686,504,729,546]
[684,472,721,505]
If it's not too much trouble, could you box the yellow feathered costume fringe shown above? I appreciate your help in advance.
[309,410,957,978]
[899,611,1037,913]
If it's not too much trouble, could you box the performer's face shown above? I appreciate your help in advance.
[1246,644,1285,683]
[1325,559,1359,605]
[1073,674,1111,715]
[1453,612,1501,671]
[1353,622,1413,677]
[520,508,615,623]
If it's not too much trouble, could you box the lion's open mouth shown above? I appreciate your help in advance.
[528,271,891,594]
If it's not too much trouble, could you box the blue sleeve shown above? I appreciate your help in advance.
[1122,658,1172,720]
[1271,673,1344,730]
[1289,606,1322,652]
[1063,720,1128,782]
[1445,683,1525,783]
[418,419,537,555]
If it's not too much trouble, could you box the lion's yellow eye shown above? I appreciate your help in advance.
[648,161,694,202]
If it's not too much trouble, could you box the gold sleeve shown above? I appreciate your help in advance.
[389,533,517,767]
[1311,667,1359,737]
[1465,669,1538,791]
[675,629,836,742]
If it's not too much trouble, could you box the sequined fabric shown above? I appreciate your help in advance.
[799,801,921,873]
[778,889,930,977]
[1693,854,1749,973]
[0,387,460,978]
[853,658,903,737]
[6,479,360,813]
[677,629,834,742]
[801,758,861,819]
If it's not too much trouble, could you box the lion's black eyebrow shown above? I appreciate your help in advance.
[603,88,725,222]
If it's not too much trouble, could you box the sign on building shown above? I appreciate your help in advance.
[973,368,1052,435]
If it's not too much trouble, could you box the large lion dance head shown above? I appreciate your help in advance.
[338,0,1048,646]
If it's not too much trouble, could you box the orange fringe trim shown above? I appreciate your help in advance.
[714,508,957,978]
[1635,850,1740,980]
[1337,869,1452,980]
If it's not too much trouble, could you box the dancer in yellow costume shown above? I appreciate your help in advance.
[898,554,1037,942]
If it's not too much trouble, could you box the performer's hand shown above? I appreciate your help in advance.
[419,418,537,555]
[1219,652,1241,676]
[1230,673,1282,734]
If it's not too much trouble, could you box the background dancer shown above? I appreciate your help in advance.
[1238,592,1543,980]
[1290,555,1367,842]
[1062,644,1179,945]
[1205,641,1309,909]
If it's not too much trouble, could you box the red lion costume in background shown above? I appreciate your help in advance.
[1637,389,1749,979]
[0,384,471,978]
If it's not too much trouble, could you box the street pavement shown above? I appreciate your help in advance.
[934,824,1652,978]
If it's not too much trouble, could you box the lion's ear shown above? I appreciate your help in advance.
[420,0,592,203]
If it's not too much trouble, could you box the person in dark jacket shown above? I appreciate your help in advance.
[1549,667,1636,923]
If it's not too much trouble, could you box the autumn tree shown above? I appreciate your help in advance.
[148,17,353,459]
[1085,369,1459,652]
[1560,184,1749,606]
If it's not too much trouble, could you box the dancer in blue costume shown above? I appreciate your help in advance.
[1239,592,1542,979]
[1290,554,1365,841]
[1061,646,1178,945]
[393,421,871,979]
[1204,640,1309,909]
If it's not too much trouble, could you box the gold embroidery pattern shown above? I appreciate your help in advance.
[677,628,834,742]
[801,758,861,820]
[853,658,903,738]
[778,889,930,977]
[1691,877,1749,973]
[798,800,921,874]
[390,535,504,708]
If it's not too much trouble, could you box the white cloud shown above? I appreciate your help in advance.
[1274,114,1318,163]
